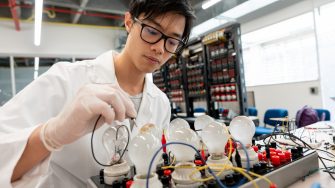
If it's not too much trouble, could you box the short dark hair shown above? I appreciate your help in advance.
[129,0,195,44]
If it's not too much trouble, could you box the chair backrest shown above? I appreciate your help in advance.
[264,108,288,126]
[248,107,258,116]
[194,107,206,113]
[314,108,331,121]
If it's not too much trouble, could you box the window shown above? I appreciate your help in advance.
[242,12,318,86]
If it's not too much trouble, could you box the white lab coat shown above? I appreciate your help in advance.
[0,50,171,188]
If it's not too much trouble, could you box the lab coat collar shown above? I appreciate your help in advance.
[89,50,161,133]
[91,50,159,98]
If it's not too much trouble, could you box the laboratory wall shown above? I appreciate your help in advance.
[247,81,322,123]
[0,19,127,58]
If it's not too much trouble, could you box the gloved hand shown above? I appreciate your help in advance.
[40,84,137,151]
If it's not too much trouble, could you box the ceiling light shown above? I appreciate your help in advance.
[190,17,228,39]
[34,0,44,46]
[220,0,279,19]
[202,0,221,10]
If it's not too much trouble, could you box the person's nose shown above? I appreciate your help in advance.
[150,38,165,55]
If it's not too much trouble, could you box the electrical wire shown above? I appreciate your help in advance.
[187,139,252,187]
[146,142,228,188]
[90,114,130,167]
[265,132,335,180]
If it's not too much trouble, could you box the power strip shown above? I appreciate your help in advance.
[240,150,319,188]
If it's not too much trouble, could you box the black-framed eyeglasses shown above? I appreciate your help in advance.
[133,17,185,54]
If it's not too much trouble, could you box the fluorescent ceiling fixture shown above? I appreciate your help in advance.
[34,0,44,46]
[220,0,279,19]
[202,0,221,9]
[190,17,228,38]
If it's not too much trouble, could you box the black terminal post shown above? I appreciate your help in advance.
[235,149,242,168]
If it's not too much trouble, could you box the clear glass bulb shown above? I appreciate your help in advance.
[201,121,229,157]
[228,116,255,147]
[168,125,199,162]
[102,125,129,164]
[194,115,214,131]
[128,124,162,175]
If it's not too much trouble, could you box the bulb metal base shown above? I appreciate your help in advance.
[206,155,234,179]
[103,160,130,185]
[131,173,162,188]
[236,148,259,168]
[171,162,202,187]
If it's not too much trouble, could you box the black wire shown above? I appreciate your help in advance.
[90,115,130,167]
[269,132,335,180]
[319,156,335,163]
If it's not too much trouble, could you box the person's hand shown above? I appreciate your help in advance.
[40,84,137,151]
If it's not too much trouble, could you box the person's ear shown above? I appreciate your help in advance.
[124,12,133,33]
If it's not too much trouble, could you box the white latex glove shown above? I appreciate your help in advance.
[40,84,137,151]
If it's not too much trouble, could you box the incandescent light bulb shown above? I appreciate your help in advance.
[229,116,255,147]
[201,121,229,158]
[102,125,129,164]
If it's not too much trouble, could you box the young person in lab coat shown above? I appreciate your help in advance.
[0,0,194,187]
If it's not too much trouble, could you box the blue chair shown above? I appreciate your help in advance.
[264,108,288,127]
[194,107,206,113]
[315,108,330,121]
[248,107,258,116]
[254,108,288,136]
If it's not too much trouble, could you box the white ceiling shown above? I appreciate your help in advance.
[0,0,302,28]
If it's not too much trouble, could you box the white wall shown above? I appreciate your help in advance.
[240,0,335,122]
[247,81,322,123]
[0,19,127,58]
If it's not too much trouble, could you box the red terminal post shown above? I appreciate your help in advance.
[126,180,133,188]
[284,151,292,161]
[270,151,277,157]
[164,169,172,176]
[277,153,286,163]
[271,155,280,167]
[269,183,277,188]
[262,154,267,160]
[258,153,263,161]
[275,149,282,155]
[161,130,167,153]
[252,145,259,152]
